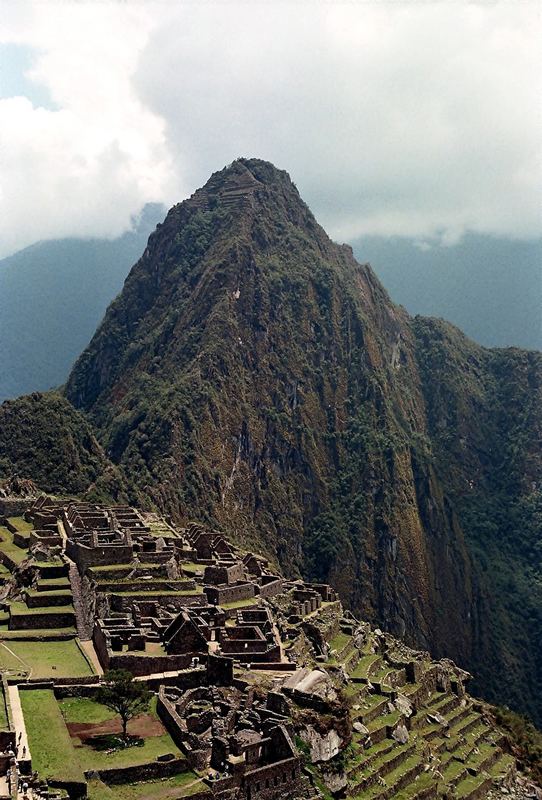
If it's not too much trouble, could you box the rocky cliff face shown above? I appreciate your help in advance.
[23,159,541,723]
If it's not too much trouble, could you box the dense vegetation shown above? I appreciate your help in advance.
[493,706,542,784]
[0,391,125,498]
[413,318,542,717]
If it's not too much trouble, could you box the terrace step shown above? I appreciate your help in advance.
[366,711,405,746]
[430,716,488,756]
[450,713,486,741]
[25,589,73,608]
[455,772,493,799]
[350,654,383,682]
[488,752,516,781]
[8,602,76,630]
[400,681,432,711]
[430,692,461,716]
[349,742,416,794]
[446,703,473,730]
[392,771,439,800]
[355,694,391,724]
[347,739,397,780]
[426,691,449,708]
[358,752,426,800]
[370,667,404,693]
[36,578,71,592]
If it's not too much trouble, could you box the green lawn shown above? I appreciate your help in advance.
[60,696,117,724]
[8,516,33,533]
[329,631,351,653]
[74,731,181,770]
[37,577,71,588]
[20,689,86,784]
[0,526,28,564]
[113,587,203,597]
[0,627,77,639]
[9,600,75,616]
[220,597,259,610]
[87,772,204,800]
[26,588,73,602]
[89,563,157,576]
[0,639,94,678]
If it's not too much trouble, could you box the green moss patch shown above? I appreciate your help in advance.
[0,526,28,564]
[8,516,33,533]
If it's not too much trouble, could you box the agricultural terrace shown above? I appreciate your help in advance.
[0,638,94,679]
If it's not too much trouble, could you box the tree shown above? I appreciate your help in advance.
[95,669,151,740]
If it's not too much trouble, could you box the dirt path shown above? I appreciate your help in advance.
[67,713,165,741]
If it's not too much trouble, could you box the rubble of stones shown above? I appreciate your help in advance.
[0,489,527,799]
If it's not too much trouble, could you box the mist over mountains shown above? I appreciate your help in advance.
[353,234,542,352]
[0,203,165,402]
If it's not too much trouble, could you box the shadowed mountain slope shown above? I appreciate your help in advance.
[0,203,165,402]
[0,391,126,499]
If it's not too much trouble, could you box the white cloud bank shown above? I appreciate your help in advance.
[1,1,541,258]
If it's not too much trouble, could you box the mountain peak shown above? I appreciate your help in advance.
[176,158,307,222]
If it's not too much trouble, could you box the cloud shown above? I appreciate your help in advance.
[0,3,176,258]
[1,1,541,258]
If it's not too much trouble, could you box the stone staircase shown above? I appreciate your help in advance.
[68,560,92,640]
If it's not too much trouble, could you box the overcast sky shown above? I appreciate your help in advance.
[1,0,541,259]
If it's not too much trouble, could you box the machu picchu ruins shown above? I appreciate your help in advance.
[0,483,528,800]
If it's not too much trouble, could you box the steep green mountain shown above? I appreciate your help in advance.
[0,392,125,499]
[61,159,541,724]
[0,203,165,402]
[352,233,542,352]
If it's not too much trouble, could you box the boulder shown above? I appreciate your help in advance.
[299,725,343,763]
[427,712,447,725]
[392,724,409,745]
[352,722,369,735]
[321,769,348,793]
[395,693,413,718]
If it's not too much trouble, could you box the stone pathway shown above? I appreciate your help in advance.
[7,685,31,767]
[79,639,103,676]
[67,559,92,640]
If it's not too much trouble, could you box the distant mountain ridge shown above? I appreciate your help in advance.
[0,203,166,402]
[353,233,542,352]
[1,160,540,725]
